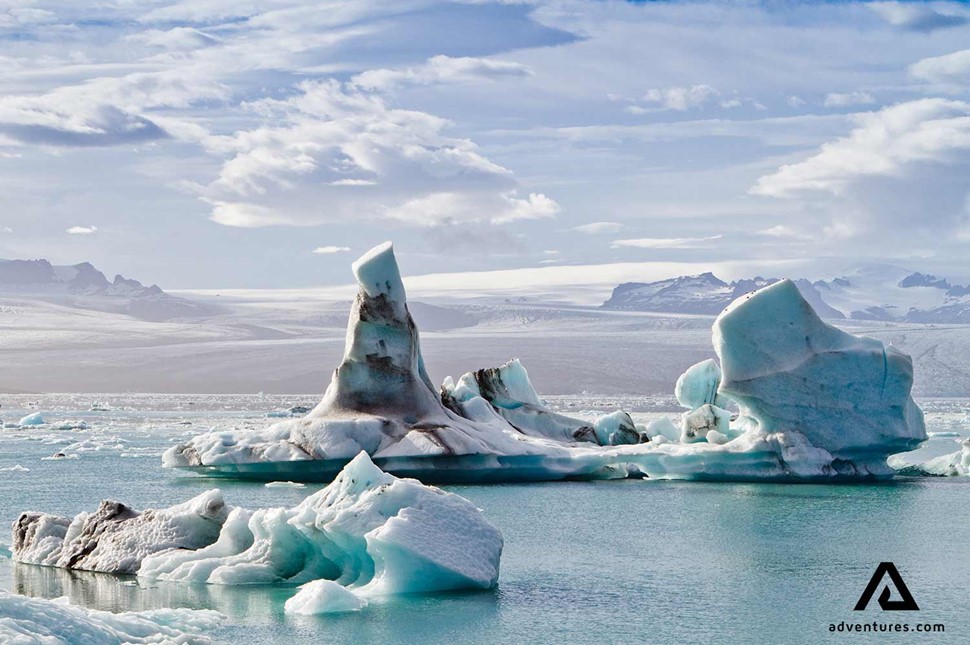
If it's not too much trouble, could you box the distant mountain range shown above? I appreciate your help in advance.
[0,259,218,321]
[602,265,970,323]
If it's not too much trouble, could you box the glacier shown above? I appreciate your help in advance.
[12,453,503,606]
[0,591,223,645]
[163,242,926,482]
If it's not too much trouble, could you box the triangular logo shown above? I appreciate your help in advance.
[854,562,919,611]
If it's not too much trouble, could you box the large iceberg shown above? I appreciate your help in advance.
[163,243,925,482]
[0,591,223,644]
[13,453,503,605]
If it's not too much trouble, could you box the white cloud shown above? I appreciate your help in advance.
[312,245,351,254]
[611,235,723,250]
[65,225,97,235]
[352,55,531,91]
[572,221,623,234]
[910,49,970,85]
[127,27,221,51]
[870,2,968,33]
[1,226,13,233]
[752,98,970,198]
[202,80,556,228]
[823,91,875,108]
[0,69,228,146]
[641,84,720,111]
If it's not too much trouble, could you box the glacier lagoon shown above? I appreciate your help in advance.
[2,394,969,644]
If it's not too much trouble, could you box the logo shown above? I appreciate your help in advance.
[854,562,919,611]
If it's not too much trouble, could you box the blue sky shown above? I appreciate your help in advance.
[2,0,970,288]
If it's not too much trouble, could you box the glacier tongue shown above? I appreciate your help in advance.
[13,453,503,600]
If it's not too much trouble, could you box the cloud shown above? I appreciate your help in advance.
[65,225,98,235]
[870,2,968,33]
[1,226,13,233]
[201,79,557,228]
[127,27,221,51]
[352,55,531,91]
[823,91,875,108]
[910,49,970,86]
[572,221,623,234]
[611,235,723,250]
[641,85,720,111]
[751,99,970,198]
[312,245,351,254]
[0,69,227,147]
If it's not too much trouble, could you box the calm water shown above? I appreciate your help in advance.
[1,395,969,644]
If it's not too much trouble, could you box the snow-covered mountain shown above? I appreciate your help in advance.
[0,258,218,321]
[602,273,844,318]
[602,265,970,323]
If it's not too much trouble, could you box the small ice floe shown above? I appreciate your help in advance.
[0,591,224,644]
[53,420,89,431]
[41,452,78,461]
[17,412,46,426]
[928,431,961,438]
[264,481,306,488]
[285,580,367,615]
[0,465,29,472]
[89,402,111,411]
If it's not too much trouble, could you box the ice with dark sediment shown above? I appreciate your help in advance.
[163,243,926,482]
[13,453,503,608]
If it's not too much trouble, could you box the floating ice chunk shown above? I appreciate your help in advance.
[0,591,223,644]
[593,411,641,446]
[264,481,306,488]
[674,359,728,410]
[927,431,960,438]
[714,279,926,471]
[15,453,503,597]
[897,439,970,476]
[18,412,46,426]
[284,580,367,615]
[13,490,228,573]
[680,404,731,443]
[0,464,30,473]
[642,418,680,442]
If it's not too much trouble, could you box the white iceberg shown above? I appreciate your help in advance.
[162,243,925,482]
[18,412,46,426]
[284,580,367,615]
[714,279,925,473]
[13,453,503,598]
[0,591,223,645]
[894,439,970,477]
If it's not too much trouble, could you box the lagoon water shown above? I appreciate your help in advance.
[1,394,969,644]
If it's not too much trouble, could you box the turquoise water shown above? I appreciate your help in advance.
[1,396,969,644]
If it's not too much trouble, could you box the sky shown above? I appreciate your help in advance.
[2,0,970,289]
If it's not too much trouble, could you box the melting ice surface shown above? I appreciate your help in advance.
[0,393,968,644]
[0,591,223,644]
[164,243,926,482]
[12,451,502,615]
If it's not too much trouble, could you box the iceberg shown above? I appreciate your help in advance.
[0,591,223,644]
[163,243,925,482]
[13,453,503,599]
[713,279,925,473]
[18,412,46,426]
